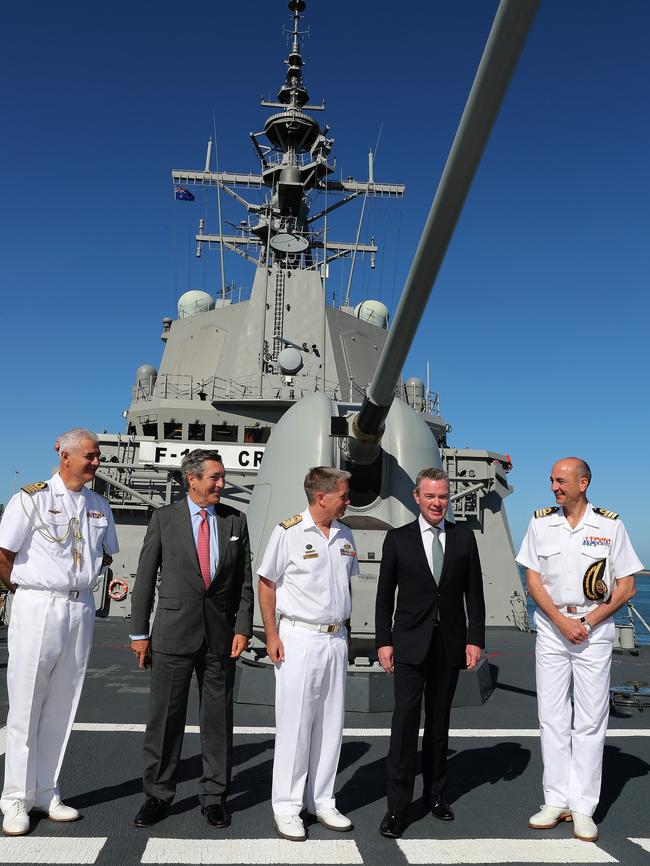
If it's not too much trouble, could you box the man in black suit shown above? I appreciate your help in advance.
[130,449,253,829]
[375,467,485,838]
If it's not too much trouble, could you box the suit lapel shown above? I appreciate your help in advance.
[177,500,201,576]
[414,520,438,590]
[214,511,231,579]
[438,520,455,590]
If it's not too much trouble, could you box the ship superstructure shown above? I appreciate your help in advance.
[91,0,528,653]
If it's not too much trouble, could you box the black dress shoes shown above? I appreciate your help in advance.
[201,803,231,828]
[379,810,406,838]
[134,796,168,827]
[430,793,454,821]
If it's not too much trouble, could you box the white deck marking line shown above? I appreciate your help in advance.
[0,837,107,864]
[141,838,363,864]
[397,838,618,864]
[65,724,650,737]
[629,838,650,854]
[2,725,650,756]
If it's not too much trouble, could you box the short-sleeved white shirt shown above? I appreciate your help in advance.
[516,501,643,606]
[0,472,119,591]
[258,508,358,623]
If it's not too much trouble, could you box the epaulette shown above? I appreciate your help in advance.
[593,506,619,520]
[279,514,303,530]
[534,506,559,519]
[21,482,48,495]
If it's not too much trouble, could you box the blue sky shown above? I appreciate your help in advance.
[1,1,648,563]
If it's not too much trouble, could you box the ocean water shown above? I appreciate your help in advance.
[520,568,650,647]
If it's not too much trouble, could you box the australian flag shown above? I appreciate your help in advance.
[174,185,195,201]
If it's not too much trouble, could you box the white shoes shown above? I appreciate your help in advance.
[315,807,353,831]
[572,811,598,842]
[34,795,80,822]
[2,801,30,836]
[529,804,572,829]
[274,813,306,841]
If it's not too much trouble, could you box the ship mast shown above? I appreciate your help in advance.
[172,0,404,280]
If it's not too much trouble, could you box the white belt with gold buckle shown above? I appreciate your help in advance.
[280,615,344,634]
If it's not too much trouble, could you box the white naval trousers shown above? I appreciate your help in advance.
[272,619,348,815]
[534,610,614,816]
[1,588,95,813]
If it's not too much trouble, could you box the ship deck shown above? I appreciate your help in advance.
[1,620,649,865]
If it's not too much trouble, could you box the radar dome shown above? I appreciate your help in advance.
[135,364,158,384]
[405,377,425,410]
[277,347,303,375]
[354,299,389,329]
[177,290,215,318]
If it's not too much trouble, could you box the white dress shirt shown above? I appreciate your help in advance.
[418,513,446,576]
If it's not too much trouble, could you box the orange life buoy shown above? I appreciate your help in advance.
[108,577,129,602]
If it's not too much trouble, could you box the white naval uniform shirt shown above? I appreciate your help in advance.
[258,508,358,624]
[516,501,643,607]
[0,472,119,591]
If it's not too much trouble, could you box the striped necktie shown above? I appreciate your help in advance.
[431,526,444,583]
[198,509,211,589]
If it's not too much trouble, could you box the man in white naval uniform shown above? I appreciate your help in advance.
[0,429,118,836]
[258,467,358,841]
[517,457,642,843]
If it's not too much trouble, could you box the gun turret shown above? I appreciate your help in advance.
[346,0,539,465]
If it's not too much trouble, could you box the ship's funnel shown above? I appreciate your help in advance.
[346,0,539,464]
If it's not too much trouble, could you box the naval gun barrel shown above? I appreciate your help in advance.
[349,0,539,459]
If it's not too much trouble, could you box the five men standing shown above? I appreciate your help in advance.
[375,467,485,838]
[258,467,357,841]
[0,429,118,836]
[130,449,253,830]
[517,457,642,842]
[1,449,645,844]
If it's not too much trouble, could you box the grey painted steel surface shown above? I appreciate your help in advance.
[85,0,533,677]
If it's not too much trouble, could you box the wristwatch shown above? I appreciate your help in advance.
[580,616,592,634]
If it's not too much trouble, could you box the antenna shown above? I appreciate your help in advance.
[204,137,213,173]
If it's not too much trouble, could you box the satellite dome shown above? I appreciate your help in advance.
[405,377,425,410]
[177,290,215,318]
[135,364,158,384]
[353,299,389,329]
[277,347,303,375]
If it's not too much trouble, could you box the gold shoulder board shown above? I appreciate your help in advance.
[280,514,303,530]
[21,481,48,495]
[534,506,558,519]
[593,507,619,520]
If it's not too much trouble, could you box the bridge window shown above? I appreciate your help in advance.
[164,421,183,440]
[244,426,271,443]
[142,422,158,438]
[211,424,238,442]
[188,422,205,441]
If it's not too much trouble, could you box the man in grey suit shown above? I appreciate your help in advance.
[130,449,253,829]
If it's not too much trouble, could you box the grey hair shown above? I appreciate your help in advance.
[180,448,224,488]
[57,428,99,454]
[415,467,449,491]
[304,466,351,504]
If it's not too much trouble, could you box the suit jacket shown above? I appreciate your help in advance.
[130,499,254,656]
[375,519,485,667]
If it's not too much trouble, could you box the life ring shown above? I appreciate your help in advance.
[108,577,129,602]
